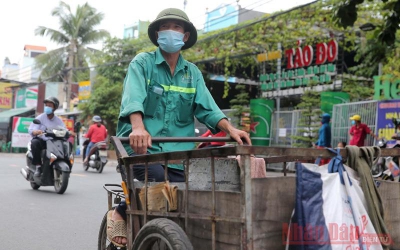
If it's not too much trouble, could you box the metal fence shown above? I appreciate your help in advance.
[331,100,378,148]
[270,110,302,146]
[194,109,239,136]
[195,101,378,149]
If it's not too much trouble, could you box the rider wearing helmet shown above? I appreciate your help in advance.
[83,115,108,165]
[28,97,66,176]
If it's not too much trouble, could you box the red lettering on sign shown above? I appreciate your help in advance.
[303,45,313,66]
[285,49,295,69]
[285,40,338,69]
[327,39,338,62]
[315,43,328,65]
[294,47,304,68]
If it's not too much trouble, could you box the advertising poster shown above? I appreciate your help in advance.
[62,118,74,131]
[78,81,91,102]
[11,117,34,148]
[15,86,38,108]
[250,99,274,146]
[376,100,400,147]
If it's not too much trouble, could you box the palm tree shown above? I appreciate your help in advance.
[35,1,109,83]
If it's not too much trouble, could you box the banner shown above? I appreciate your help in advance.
[320,91,350,117]
[250,99,274,146]
[62,118,74,131]
[11,117,34,148]
[78,81,91,102]
[15,86,38,108]
[377,100,400,147]
[0,83,18,109]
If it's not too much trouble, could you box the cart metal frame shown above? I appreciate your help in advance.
[104,136,400,250]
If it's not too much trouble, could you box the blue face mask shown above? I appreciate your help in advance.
[351,120,356,125]
[157,30,185,53]
[44,106,53,115]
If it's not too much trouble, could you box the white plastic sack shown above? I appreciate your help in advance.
[284,163,384,250]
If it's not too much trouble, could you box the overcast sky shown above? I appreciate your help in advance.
[0,0,314,68]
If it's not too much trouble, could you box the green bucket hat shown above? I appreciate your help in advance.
[148,8,197,50]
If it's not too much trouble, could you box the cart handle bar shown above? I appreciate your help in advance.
[111,136,235,159]
[118,137,234,143]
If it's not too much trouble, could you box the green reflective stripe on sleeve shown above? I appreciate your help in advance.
[161,84,196,93]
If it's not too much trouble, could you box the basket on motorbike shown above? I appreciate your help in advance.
[99,137,400,250]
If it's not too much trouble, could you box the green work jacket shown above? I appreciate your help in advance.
[117,48,226,170]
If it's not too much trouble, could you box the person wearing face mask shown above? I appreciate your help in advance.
[28,97,66,176]
[83,115,108,165]
[349,114,379,146]
[108,8,251,247]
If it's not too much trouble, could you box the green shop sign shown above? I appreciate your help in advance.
[260,63,336,91]
[374,75,400,100]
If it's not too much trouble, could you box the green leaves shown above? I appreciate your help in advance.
[35,1,109,81]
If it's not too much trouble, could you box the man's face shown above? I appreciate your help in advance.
[157,19,190,43]
[44,102,55,109]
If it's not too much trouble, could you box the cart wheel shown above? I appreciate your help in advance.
[133,218,193,250]
[98,208,126,250]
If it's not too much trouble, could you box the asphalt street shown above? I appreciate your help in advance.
[0,153,121,250]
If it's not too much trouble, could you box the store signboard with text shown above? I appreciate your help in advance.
[260,40,340,93]
[11,117,34,148]
[376,100,400,147]
[0,82,19,109]
[15,86,38,108]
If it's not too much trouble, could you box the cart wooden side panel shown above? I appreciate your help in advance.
[160,176,296,250]
[377,181,400,249]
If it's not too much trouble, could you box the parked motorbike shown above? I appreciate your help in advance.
[20,119,74,194]
[371,138,400,181]
[82,139,108,173]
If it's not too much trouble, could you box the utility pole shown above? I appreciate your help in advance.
[64,42,75,112]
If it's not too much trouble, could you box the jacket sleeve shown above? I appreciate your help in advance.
[119,56,148,123]
[192,68,226,134]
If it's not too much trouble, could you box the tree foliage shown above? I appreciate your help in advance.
[291,85,322,148]
[35,1,109,81]
[229,84,250,128]
[333,0,400,45]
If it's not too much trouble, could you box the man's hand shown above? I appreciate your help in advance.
[217,118,251,145]
[129,112,151,154]
[229,128,251,145]
[33,130,43,136]
[129,128,152,155]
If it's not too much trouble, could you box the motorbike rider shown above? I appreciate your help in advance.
[83,115,108,165]
[28,97,66,176]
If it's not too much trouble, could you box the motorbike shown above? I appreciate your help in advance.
[82,139,108,173]
[371,138,400,182]
[20,119,74,194]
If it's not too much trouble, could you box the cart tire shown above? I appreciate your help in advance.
[98,207,126,250]
[30,182,40,190]
[133,218,193,250]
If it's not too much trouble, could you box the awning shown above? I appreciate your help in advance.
[0,107,35,123]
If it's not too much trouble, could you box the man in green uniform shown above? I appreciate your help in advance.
[107,8,251,247]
